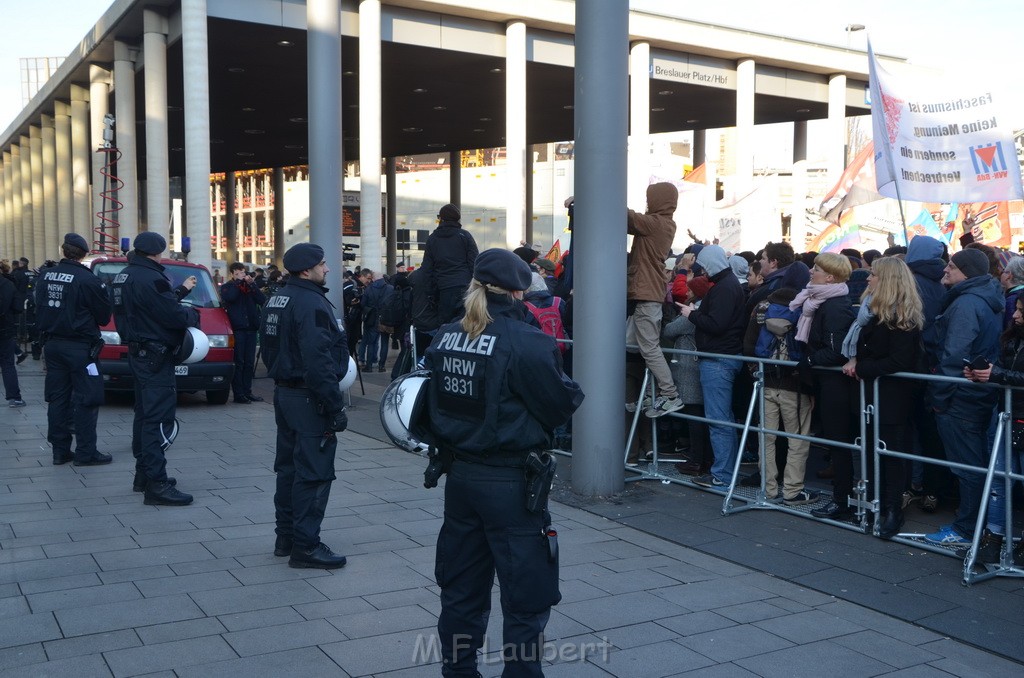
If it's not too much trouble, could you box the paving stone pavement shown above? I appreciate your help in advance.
[1,359,1022,677]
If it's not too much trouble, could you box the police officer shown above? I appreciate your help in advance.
[260,243,349,569]
[112,232,198,505]
[423,248,584,677]
[34,234,112,465]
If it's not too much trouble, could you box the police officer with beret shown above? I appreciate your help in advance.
[423,248,584,677]
[260,242,350,569]
[112,231,198,505]
[34,233,112,466]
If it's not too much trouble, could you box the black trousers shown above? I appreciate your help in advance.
[819,372,858,507]
[130,349,177,484]
[44,339,99,461]
[435,460,559,677]
[231,329,257,397]
[273,386,336,549]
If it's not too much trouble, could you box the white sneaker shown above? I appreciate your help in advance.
[625,395,653,413]
[645,396,684,418]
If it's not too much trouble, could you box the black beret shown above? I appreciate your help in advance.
[512,246,539,264]
[474,248,532,291]
[438,204,461,222]
[283,242,325,274]
[133,231,166,255]
[63,233,89,252]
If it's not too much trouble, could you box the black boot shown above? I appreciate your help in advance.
[133,475,176,492]
[53,453,73,465]
[977,530,1004,564]
[74,452,113,466]
[877,507,904,539]
[144,481,193,506]
[274,535,293,557]
[289,542,347,569]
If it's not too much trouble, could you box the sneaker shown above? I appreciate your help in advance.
[976,530,1005,564]
[810,501,855,520]
[692,473,726,488]
[7,399,26,408]
[625,395,652,413]
[645,396,684,418]
[16,353,28,365]
[921,495,938,513]
[783,490,821,506]
[924,525,970,546]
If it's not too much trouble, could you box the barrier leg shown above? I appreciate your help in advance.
[723,378,763,515]
[963,411,1008,584]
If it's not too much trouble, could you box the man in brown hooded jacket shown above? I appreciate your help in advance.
[627,182,682,417]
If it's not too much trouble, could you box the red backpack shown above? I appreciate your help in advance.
[524,298,567,353]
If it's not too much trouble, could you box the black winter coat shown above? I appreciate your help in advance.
[853,317,921,425]
[420,221,478,291]
[689,268,746,355]
[987,335,1024,422]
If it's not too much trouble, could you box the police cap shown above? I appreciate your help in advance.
[474,248,532,292]
[63,233,89,252]
[283,242,325,274]
[134,231,167,255]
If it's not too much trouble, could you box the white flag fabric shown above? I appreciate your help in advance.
[868,41,1023,203]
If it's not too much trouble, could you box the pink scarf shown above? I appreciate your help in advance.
[789,283,850,343]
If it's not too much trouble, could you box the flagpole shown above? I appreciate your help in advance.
[892,176,910,245]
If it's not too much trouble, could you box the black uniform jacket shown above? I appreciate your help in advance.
[424,295,584,456]
[260,277,348,417]
[111,254,198,347]
[34,259,111,342]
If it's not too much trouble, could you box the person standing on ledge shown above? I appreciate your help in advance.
[419,203,478,324]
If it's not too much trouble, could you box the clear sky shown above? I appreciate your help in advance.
[2,0,1022,136]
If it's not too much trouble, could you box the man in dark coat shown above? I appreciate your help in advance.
[221,262,267,403]
[419,203,478,323]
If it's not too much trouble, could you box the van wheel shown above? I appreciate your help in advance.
[207,389,229,405]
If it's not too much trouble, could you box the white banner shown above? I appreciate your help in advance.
[868,41,1023,203]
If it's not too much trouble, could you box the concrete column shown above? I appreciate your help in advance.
[71,85,91,240]
[449,152,460,209]
[735,58,755,197]
[20,136,33,263]
[89,64,111,248]
[827,73,847,181]
[54,102,74,244]
[10,146,22,259]
[628,41,650,210]
[359,0,382,273]
[224,172,237,264]
[571,0,628,496]
[144,9,170,242]
[1,152,10,255]
[793,119,808,163]
[791,160,808,251]
[307,0,344,311]
[41,115,58,253]
[692,129,706,167]
[524,146,533,246]
[272,167,284,267]
[182,0,212,270]
[505,20,527,249]
[114,41,139,243]
[30,126,45,265]
[386,157,397,275]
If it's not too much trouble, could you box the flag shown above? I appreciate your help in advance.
[818,142,883,224]
[683,163,706,184]
[868,40,1023,203]
[906,208,946,242]
[808,211,862,253]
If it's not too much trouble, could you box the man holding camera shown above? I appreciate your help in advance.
[221,262,267,403]
[260,243,350,569]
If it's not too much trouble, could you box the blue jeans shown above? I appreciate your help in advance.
[986,441,1023,537]
[699,357,742,483]
[936,411,994,538]
[359,326,390,368]
[0,336,21,400]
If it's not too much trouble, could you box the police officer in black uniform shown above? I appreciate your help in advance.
[112,232,198,505]
[260,243,349,569]
[34,233,112,465]
[423,248,584,677]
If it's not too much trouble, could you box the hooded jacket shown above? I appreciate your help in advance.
[688,246,746,355]
[928,274,1003,417]
[420,220,479,291]
[905,235,947,360]
[627,182,678,302]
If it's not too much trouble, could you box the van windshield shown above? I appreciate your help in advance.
[93,261,222,308]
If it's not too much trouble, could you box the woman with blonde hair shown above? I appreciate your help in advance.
[790,252,858,522]
[840,256,923,537]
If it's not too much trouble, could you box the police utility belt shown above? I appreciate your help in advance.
[128,341,171,357]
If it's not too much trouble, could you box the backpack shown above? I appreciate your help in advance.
[525,298,568,353]
[361,281,390,329]
[753,301,803,380]
[379,285,409,329]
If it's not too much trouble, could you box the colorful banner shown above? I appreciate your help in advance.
[919,201,1014,249]
[868,41,1024,203]
[818,142,883,224]
[808,211,862,253]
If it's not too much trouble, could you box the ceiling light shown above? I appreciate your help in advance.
[472,128,485,132]
[243,161,261,166]
[276,40,293,47]
[170,147,183,152]
[241,107,256,112]
[562,105,574,110]
[433,106,447,111]
[227,67,245,74]
[796,108,810,113]
[479,117,491,122]
[244,129,265,135]
[651,107,665,112]
[658,90,674,96]
[167,105,182,112]
[343,70,355,76]
[427,143,446,148]
[288,117,307,123]
[490,68,503,73]
[686,119,699,123]
[402,127,422,132]
[412,88,427,93]
[284,144,304,149]
[236,151,254,157]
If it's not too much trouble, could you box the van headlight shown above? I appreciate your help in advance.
[100,331,122,345]
[207,334,230,348]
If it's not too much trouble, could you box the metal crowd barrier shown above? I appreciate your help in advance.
[609,344,1023,586]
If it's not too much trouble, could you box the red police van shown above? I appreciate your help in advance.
[89,256,235,404]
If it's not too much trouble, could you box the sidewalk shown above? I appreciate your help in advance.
[1,359,1021,676]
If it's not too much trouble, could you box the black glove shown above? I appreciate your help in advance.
[328,409,348,433]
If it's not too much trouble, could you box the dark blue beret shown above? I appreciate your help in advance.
[283,242,325,273]
[134,231,166,255]
[474,248,532,292]
[63,233,89,252]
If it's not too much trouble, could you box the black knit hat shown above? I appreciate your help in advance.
[950,248,989,279]
[474,248,532,291]
[438,204,461,222]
